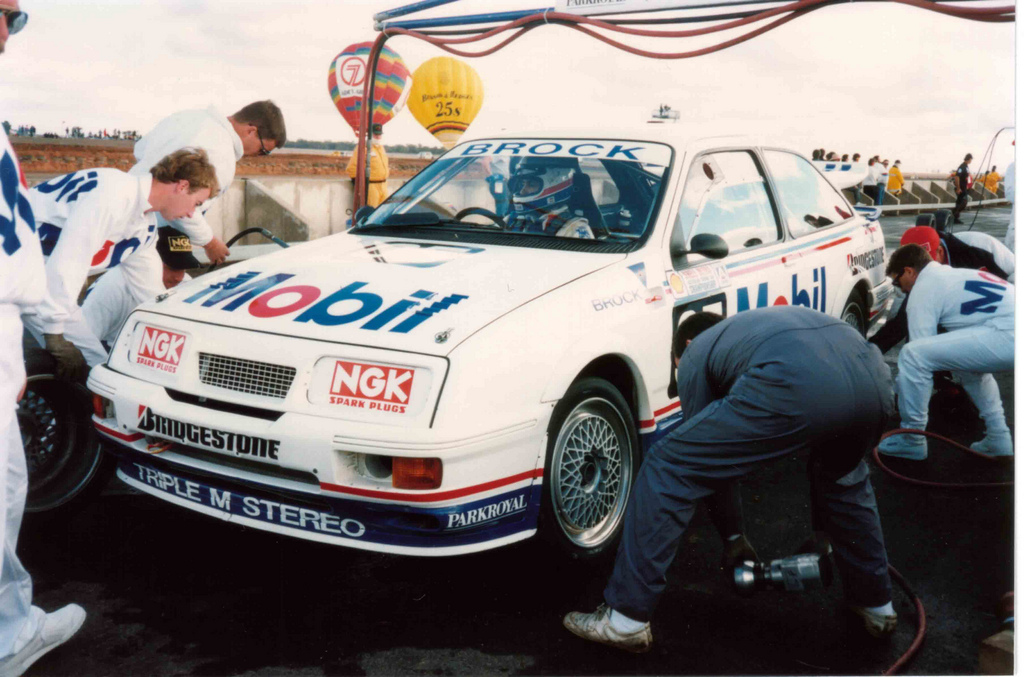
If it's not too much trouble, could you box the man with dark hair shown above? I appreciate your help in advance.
[0,5,87,674]
[951,153,973,224]
[564,306,897,652]
[871,225,1014,354]
[878,244,1014,460]
[82,226,199,350]
[130,100,287,264]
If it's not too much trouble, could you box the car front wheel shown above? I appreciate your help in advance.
[841,293,867,337]
[540,377,639,560]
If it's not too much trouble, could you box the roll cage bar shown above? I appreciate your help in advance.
[352,0,1013,210]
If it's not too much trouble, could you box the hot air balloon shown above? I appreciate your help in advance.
[407,57,484,149]
[327,42,411,138]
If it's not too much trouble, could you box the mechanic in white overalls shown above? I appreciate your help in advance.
[0,5,87,674]
[129,101,286,264]
[82,226,198,350]
[23,149,219,381]
[878,244,1014,460]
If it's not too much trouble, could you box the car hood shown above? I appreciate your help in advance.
[145,234,623,355]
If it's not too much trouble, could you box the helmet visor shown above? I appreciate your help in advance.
[509,171,545,198]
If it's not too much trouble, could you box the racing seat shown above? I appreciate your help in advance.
[569,171,610,238]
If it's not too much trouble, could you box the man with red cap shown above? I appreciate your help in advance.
[871,225,1014,354]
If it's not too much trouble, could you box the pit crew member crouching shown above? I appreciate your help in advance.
[82,226,198,351]
[23,149,219,381]
[878,244,1014,460]
[507,158,595,239]
[870,225,1014,354]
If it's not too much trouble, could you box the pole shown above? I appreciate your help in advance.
[354,33,390,213]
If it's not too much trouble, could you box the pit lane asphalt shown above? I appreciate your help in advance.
[23,208,1014,676]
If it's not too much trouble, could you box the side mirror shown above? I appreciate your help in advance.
[670,232,729,261]
[353,205,375,226]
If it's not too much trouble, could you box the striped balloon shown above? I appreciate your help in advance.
[328,42,412,137]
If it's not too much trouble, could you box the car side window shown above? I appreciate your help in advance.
[763,150,853,237]
[673,151,780,263]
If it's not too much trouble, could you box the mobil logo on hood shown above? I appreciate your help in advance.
[180,270,469,334]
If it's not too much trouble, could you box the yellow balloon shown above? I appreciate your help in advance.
[407,56,484,149]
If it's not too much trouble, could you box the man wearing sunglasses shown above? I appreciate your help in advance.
[128,100,287,264]
[0,3,88,675]
[871,225,1014,354]
[878,243,1014,460]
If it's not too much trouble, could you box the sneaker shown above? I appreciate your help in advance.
[849,604,897,638]
[0,604,86,677]
[563,604,652,653]
[971,431,1014,458]
[877,433,928,460]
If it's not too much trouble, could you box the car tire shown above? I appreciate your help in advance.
[933,209,952,233]
[20,346,114,518]
[915,213,936,228]
[539,377,640,561]
[840,293,867,337]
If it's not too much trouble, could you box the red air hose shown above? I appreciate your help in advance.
[872,428,1014,488]
[872,428,1013,673]
[885,564,927,676]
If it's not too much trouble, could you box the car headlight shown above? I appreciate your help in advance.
[307,356,434,418]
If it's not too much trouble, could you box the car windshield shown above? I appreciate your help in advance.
[362,138,673,249]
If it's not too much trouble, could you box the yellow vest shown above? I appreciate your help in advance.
[887,166,904,191]
[346,144,390,207]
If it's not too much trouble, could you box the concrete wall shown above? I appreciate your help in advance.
[201,176,405,244]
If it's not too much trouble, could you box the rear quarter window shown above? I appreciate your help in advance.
[763,150,853,238]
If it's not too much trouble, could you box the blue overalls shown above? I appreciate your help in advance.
[604,306,895,621]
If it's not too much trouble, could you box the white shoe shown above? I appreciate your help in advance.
[877,433,928,461]
[563,604,652,653]
[849,604,897,638]
[971,431,1014,458]
[0,604,86,677]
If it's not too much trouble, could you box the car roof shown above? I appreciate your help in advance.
[460,126,783,159]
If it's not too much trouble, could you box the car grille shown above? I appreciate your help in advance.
[198,353,295,400]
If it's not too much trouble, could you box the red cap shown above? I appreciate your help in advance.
[900,226,940,258]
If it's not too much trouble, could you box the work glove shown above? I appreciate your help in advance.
[44,333,88,383]
[721,534,760,571]
[794,530,832,558]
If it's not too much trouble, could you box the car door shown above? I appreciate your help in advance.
[663,148,787,395]
[760,149,861,317]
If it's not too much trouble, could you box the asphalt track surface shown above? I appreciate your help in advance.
[22,208,1015,676]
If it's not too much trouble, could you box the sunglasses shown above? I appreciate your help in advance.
[891,270,906,288]
[1,9,27,35]
[256,128,271,156]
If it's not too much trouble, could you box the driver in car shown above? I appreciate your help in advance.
[507,159,595,239]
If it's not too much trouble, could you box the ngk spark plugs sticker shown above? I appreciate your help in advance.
[135,325,187,373]
[328,360,415,414]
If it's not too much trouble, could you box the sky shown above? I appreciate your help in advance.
[0,0,1017,173]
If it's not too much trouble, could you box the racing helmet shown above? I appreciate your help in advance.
[509,159,577,227]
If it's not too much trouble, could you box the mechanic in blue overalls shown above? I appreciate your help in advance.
[564,306,897,652]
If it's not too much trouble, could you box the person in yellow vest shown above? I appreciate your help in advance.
[345,124,391,208]
[887,159,905,196]
[982,166,1001,194]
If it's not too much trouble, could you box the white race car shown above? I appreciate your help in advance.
[88,128,892,558]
